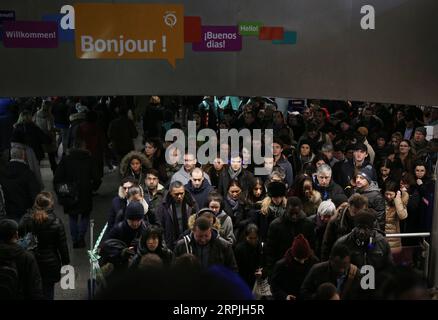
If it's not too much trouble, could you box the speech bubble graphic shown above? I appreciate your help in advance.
[75,3,184,67]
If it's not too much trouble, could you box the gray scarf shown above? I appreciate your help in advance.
[228,166,242,180]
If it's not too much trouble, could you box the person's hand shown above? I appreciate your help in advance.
[286,295,296,300]
[121,247,135,259]
[417,179,423,186]
[396,191,402,199]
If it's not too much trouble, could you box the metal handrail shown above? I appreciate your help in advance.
[385,232,430,238]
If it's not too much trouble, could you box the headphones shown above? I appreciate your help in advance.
[195,208,218,224]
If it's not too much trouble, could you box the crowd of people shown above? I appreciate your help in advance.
[0,96,437,300]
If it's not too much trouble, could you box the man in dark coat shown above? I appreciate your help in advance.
[0,145,41,222]
[313,164,345,201]
[185,168,214,209]
[0,219,44,300]
[143,169,166,223]
[156,181,198,250]
[333,142,377,190]
[218,154,253,196]
[354,167,386,231]
[321,194,368,261]
[174,216,238,272]
[53,139,100,248]
[108,201,148,250]
[300,243,361,300]
[266,197,316,273]
[334,209,393,273]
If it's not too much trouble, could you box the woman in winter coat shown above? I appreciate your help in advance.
[384,180,408,256]
[207,192,236,245]
[119,151,152,189]
[222,179,248,240]
[142,138,167,183]
[289,174,322,217]
[413,161,435,233]
[18,191,70,300]
[252,181,287,242]
[130,225,174,268]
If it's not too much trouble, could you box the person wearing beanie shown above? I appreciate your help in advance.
[0,219,44,299]
[411,126,428,157]
[290,139,315,175]
[254,181,288,242]
[333,142,377,191]
[334,208,393,273]
[108,200,148,250]
[270,234,319,300]
[355,166,386,231]
[266,197,316,273]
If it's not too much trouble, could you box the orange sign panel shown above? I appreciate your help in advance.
[75,3,184,67]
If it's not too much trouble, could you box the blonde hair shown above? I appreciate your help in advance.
[260,196,287,216]
[32,191,54,224]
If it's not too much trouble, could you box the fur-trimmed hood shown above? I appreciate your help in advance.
[187,213,222,230]
[119,151,152,176]
[306,190,321,204]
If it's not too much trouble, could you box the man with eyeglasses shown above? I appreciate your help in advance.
[185,167,214,209]
[156,181,198,250]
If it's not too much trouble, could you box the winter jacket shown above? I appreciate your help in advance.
[222,197,249,239]
[0,160,41,221]
[34,109,57,153]
[53,149,99,214]
[356,182,386,231]
[300,261,360,300]
[333,159,377,190]
[11,122,51,161]
[108,220,147,249]
[313,178,345,202]
[270,256,319,300]
[266,211,316,272]
[113,199,153,226]
[18,210,70,283]
[385,192,408,249]
[274,156,294,187]
[170,166,211,186]
[217,169,253,196]
[320,203,354,261]
[234,241,264,287]
[251,199,286,243]
[185,179,214,209]
[215,210,236,245]
[119,151,152,188]
[289,151,315,175]
[0,242,44,299]
[156,192,198,250]
[130,237,174,268]
[174,229,238,272]
[144,185,166,222]
[334,229,393,272]
[107,187,128,231]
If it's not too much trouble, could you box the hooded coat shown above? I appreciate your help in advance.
[174,229,238,272]
[18,210,70,283]
[302,190,322,217]
[265,211,316,272]
[130,232,174,268]
[119,151,152,187]
[356,181,386,231]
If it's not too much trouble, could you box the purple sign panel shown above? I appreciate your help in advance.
[2,21,58,48]
[192,26,242,52]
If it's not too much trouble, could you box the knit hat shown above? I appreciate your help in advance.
[267,181,287,198]
[357,127,369,137]
[290,234,312,259]
[125,201,144,220]
[354,209,377,228]
[0,219,18,242]
[415,127,427,136]
[357,165,374,184]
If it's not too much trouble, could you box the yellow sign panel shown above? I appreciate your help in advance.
[75,3,184,67]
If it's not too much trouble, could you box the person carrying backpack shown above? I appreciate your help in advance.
[0,219,43,300]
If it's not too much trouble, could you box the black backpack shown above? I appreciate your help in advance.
[0,259,19,299]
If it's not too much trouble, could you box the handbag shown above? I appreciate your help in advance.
[55,181,79,207]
